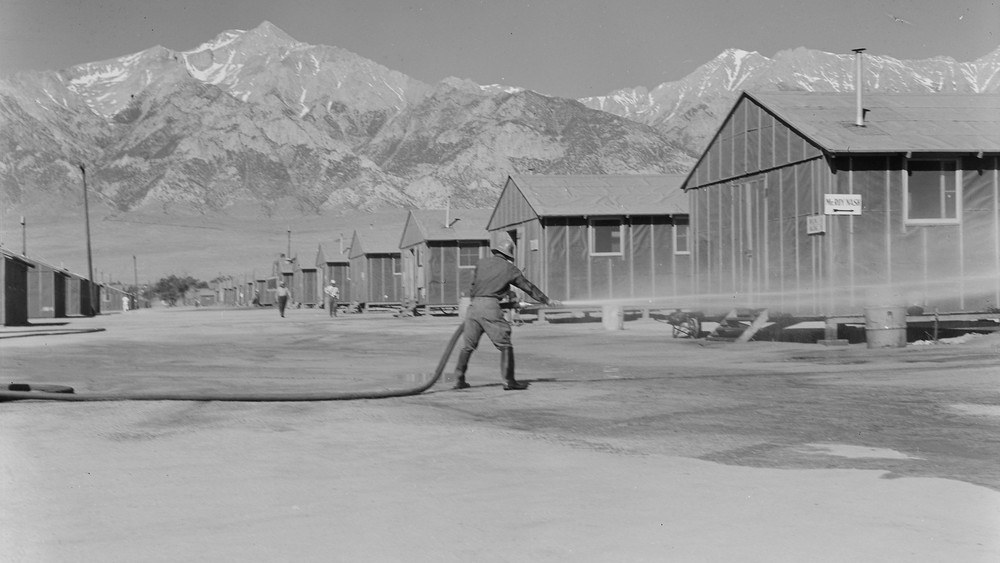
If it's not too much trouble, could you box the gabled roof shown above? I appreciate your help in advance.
[349,220,407,258]
[503,174,688,217]
[316,241,351,266]
[1,248,35,267]
[20,254,70,274]
[400,208,492,249]
[747,91,1000,153]
[274,255,296,275]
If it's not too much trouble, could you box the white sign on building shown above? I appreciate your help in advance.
[824,194,862,216]
[806,215,826,235]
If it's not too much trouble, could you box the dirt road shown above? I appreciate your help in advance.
[2,307,998,561]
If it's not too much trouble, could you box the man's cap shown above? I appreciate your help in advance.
[491,238,515,260]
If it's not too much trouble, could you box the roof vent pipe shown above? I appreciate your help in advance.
[852,48,866,127]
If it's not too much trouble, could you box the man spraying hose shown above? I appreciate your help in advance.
[453,239,561,391]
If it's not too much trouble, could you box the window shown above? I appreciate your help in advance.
[392,256,401,275]
[506,230,519,262]
[673,217,690,255]
[458,243,481,268]
[905,160,960,224]
[590,219,623,255]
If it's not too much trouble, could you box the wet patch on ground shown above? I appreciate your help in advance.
[794,443,921,460]
[949,403,1000,417]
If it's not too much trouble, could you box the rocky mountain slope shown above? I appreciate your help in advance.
[0,22,688,217]
[580,46,1000,154]
[1,22,998,220]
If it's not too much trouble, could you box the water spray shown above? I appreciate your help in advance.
[544,272,1000,317]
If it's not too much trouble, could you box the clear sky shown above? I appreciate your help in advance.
[1,0,997,98]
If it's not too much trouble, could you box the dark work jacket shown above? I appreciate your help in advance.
[469,255,550,304]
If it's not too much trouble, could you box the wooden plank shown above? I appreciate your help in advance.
[736,308,769,343]
[708,308,739,339]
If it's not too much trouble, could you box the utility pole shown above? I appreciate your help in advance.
[20,216,25,255]
[287,227,292,258]
[80,164,96,316]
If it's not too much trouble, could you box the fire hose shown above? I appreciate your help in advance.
[0,324,464,403]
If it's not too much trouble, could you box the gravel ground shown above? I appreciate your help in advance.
[2,307,998,562]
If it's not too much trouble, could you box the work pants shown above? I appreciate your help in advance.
[461,297,512,353]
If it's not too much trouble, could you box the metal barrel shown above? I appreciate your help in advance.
[602,304,624,331]
[864,306,907,348]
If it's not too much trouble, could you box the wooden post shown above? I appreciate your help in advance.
[735,309,769,343]
[80,164,96,316]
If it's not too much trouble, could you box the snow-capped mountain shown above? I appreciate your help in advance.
[580,46,1000,153]
[1,22,692,215]
[1,21,998,219]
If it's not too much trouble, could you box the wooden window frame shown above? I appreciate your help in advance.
[589,218,624,257]
[457,242,482,268]
[673,217,691,255]
[903,158,962,226]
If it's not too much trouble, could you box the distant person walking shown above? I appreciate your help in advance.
[453,238,560,391]
[324,280,340,317]
[276,282,291,317]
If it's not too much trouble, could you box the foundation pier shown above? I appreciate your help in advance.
[819,317,849,346]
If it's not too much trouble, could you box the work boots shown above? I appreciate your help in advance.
[452,349,472,390]
[453,348,528,391]
[501,348,528,390]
